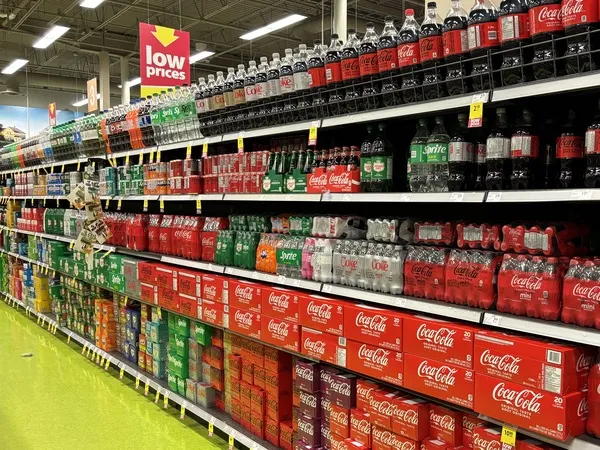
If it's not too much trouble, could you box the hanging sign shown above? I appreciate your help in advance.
[48,102,57,126]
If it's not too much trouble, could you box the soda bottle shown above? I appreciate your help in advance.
[587,351,600,437]
[244,60,258,104]
[397,9,422,103]
[211,73,225,111]
[325,34,343,98]
[529,0,564,79]
[510,108,540,189]
[562,0,599,74]
[448,113,474,191]
[541,117,558,188]
[371,123,393,192]
[409,118,430,192]
[268,53,282,99]
[378,16,399,99]
[280,49,295,96]
[467,0,500,91]
[308,41,327,94]
[443,0,470,95]
[359,22,380,98]
[293,45,311,112]
[347,146,360,172]
[426,116,450,192]
[234,64,247,107]
[419,2,445,100]
[223,67,236,109]
[341,29,362,103]
[557,109,584,188]
[498,0,532,85]
[361,125,375,192]
[256,56,270,121]
[586,99,600,187]
[486,107,511,190]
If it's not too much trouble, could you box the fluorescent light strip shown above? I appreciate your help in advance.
[33,25,69,49]
[1,59,28,75]
[73,94,100,107]
[80,0,105,7]
[127,77,141,87]
[190,50,215,63]
[240,14,306,40]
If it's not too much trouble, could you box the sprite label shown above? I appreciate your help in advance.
[425,142,449,163]
[410,144,427,163]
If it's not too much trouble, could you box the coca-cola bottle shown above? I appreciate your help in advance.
[541,116,558,188]
[443,0,470,95]
[234,64,246,107]
[467,0,500,91]
[562,0,599,74]
[308,41,327,106]
[256,57,270,122]
[588,351,600,438]
[585,99,600,187]
[211,72,225,111]
[293,45,311,114]
[359,22,380,100]
[498,0,532,85]
[280,48,296,115]
[245,60,258,122]
[268,53,282,119]
[557,109,584,188]
[223,67,235,109]
[473,118,488,189]
[510,108,540,189]
[448,113,474,191]
[341,28,362,106]
[419,1,445,100]
[397,9,423,103]
[326,33,344,103]
[486,107,511,190]
[529,0,564,79]
[378,16,400,103]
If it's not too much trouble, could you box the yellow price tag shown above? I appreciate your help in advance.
[157,307,162,319]
[125,155,130,166]
[117,199,122,210]
[105,198,110,208]
[155,389,161,403]
[95,352,100,363]
[156,150,161,162]
[119,367,125,380]
[186,146,192,159]
[81,344,86,355]
[104,358,110,370]
[196,198,201,212]
[86,346,92,358]
[202,142,208,158]
[61,164,65,173]
[139,153,144,165]
[143,199,148,211]
[501,425,517,447]
[69,241,74,250]
[160,200,164,212]
[308,127,318,146]
[228,434,235,449]
[77,161,81,171]
[135,375,140,389]
[149,150,155,163]
[56,198,59,206]
[37,315,41,325]
[144,381,150,396]
[208,422,214,437]
[180,403,186,420]
[67,333,71,344]
[237,136,244,153]
[468,101,484,128]
[50,165,54,174]
[100,356,105,366]
[163,392,169,409]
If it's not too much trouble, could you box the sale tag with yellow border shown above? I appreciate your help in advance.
[202,142,208,158]
[186,146,192,159]
[163,392,169,409]
[501,425,517,447]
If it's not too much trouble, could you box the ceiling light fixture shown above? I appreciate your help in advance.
[190,50,215,63]
[239,14,306,40]
[79,0,105,7]
[33,25,70,49]
[127,77,141,87]
[73,94,100,107]
[1,59,28,75]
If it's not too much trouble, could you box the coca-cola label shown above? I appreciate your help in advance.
[325,61,343,84]
[308,66,327,89]
[397,42,420,68]
[344,303,402,351]
[299,295,344,336]
[330,404,351,438]
[443,29,469,56]
[449,141,474,162]
[297,414,321,447]
[391,397,430,442]
[372,425,418,450]
[463,416,490,449]
[359,46,379,76]
[201,274,224,302]
[230,280,262,313]
[227,306,261,340]
[261,316,299,352]
[261,287,299,323]
[561,0,599,28]
[369,389,401,429]
[377,46,398,72]
[499,13,531,42]
[201,299,224,326]
[330,374,356,410]
[341,56,360,81]
[467,22,499,50]
[419,36,443,62]
[556,135,584,158]
[347,340,403,387]
[529,4,564,35]
[471,427,502,450]
[429,404,462,445]
[351,408,372,447]
[300,327,345,366]
[356,379,379,412]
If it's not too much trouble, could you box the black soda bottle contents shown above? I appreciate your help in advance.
[510,108,540,189]
[443,0,470,95]
[397,9,423,103]
[378,16,400,103]
[448,113,474,191]
[341,28,362,106]
[467,0,499,91]
[326,34,344,103]
[529,0,564,79]
[562,0,600,74]
[556,109,584,188]
[473,119,488,190]
[541,117,558,188]
[585,100,600,188]
[486,107,511,190]
[498,0,532,85]
[419,1,445,100]
[359,22,381,101]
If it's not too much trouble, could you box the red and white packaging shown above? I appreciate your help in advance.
[350,408,372,447]
[404,353,475,409]
[200,299,225,326]
[356,378,380,412]
[474,330,594,395]
[296,361,320,393]
[403,246,449,301]
[201,274,227,302]
[297,413,321,447]
[299,390,321,418]
[403,315,475,369]
[156,265,178,290]
[330,404,351,438]
[372,425,418,450]
[474,373,588,441]
[301,327,347,366]
[391,397,430,441]
[344,303,403,351]
[462,414,489,449]
[229,279,262,313]
[299,294,345,336]
[471,426,502,450]
[177,269,202,298]
[429,404,462,446]
[330,373,357,410]
[321,366,341,396]
[330,435,369,450]
[261,315,300,352]
[261,286,300,323]
[368,389,403,431]
[346,340,403,387]
[179,293,199,319]
[226,306,261,340]
[421,438,454,450]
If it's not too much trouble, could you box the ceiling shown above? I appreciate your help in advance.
[0,0,424,103]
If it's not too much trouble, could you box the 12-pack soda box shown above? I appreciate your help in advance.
[301,327,347,366]
[344,303,403,351]
[261,315,300,352]
[391,397,430,441]
[346,339,403,387]
[261,286,300,323]
[299,294,345,336]
[226,306,261,340]
[229,279,262,313]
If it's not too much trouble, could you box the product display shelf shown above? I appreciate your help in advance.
[0,155,106,176]
[220,119,320,143]
[322,191,487,203]
[0,292,274,450]
[4,226,117,253]
[484,189,600,203]
[222,193,322,202]
[223,266,323,291]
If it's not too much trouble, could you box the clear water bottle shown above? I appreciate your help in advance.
[293,44,310,109]
[173,86,187,142]
[425,116,450,191]
[409,118,430,192]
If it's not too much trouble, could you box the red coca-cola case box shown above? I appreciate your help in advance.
[330,404,351,438]
[403,315,476,369]
[300,327,346,366]
[356,379,380,412]
[344,303,403,351]
[229,279,263,313]
[351,408,371,447]
[158,286,180,312]
[201,274,227,302]
[200,299,225,327]
[462,414,488,449]
[330,373,357,409]
[347,339,403,387]
[421,438,454,450]
[296,360,320,393]
[227,306,261,340]
[177,269,202,298]
[369,389,403,431]
[179,293,199,319]
[299,294,345,336]
[261,315,300,352]
[372,425,419,450]
[404,353,475,409]
[263,346,292,374]
[140,282,157,305]
[138,261,158,284]
[299,390,321,418]
[429,404,462,446]
[321,366,341,396]
[471,426,502,450]
[391,397,430,441]
[155,265,178,290]
[261,286,300,323]
[297,413,321,447]
[474,373,588,441]
[307,166,360,194]
[474,329,594,395]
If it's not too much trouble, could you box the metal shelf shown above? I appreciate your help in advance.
[160,256,226,274]
[485,189,600,203]
[221,119,319,142]
[161,194,224,201]
[323,192,486,203]
[223,193,322,202]
[223,266,323,292]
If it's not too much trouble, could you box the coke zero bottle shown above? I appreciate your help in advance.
[448,113,474,191]
[378,16,400,104]
[419,2,445,100]
[359,22,380,100]
[585,99,600,187]
[341,28,362,105]
[541,117,558,188]
[562,0,599,74]
[308,41,327,105]
[557,109,584,188]
[326,34,344,103]
[486,107,511,190]
[443,0,470,95]
[498,0,532,85]
[529,0,564,79]
[467,0,500,91]
[397,9,423,103]
[510,108,540,189]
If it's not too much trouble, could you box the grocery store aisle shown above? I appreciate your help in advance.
[0,302,228,450]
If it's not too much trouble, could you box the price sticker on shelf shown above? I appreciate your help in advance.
[119,366,125,379]
[308,125,318,146]
[228,433,235,450]
[468,92,488,128]
[208,421,214,437]
[237,133,244,154]
[186,145,192,159]
[180,402,186,420]
[196,198,202,214]
[105,358,111,370]
[117,199,122,211]
[143,199,149,212]
[149,150,155,163]
[81,343,86,354]
[67,333,72,344]
[160,199,165,213]
[155,389,161,403]
[77,161,81,171]
[86,346,92,358]
[144,380,150,396]
[105,198,110,209]
[95,352,101,364]
[139,153,144,165]
[69,241,75,250]
[61,164,65,173]
[50,165,54,174]
[202,142,208,158]
[100,355,105,367]
[125,154,130,166]
[157,307,162,319]
[163,392,169,409]
[156,150,161,163]
[37,315,42,325]
[501,425,517,447]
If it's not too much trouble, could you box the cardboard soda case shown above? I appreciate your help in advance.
[300,327,347,366]
[200,299,225,326]
[471,426,502,450]
[226,305,261,340]
[330,404,351,438]
[391,397,430,441]
[229,279,263,313]
[462,413,489,449]
[372,425,419,450]
[356,378,380,412]
[261,286,300,323]
[350,408,371,447]
[368,389,403,430]
[177,269,202,298]
[429,404,462,446]
[201,274,227,302]
[344,303,403,351]
[346,340,403,387]
[299,294,345,336]
[261,315,300,352]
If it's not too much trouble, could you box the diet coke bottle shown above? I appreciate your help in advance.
[557,109,584,188]
[529,0,564,79]
[378,16,400,101]
[293,45,311,113]
[326,34,344,102]
[360,22,381,101]
[448,113,474,191]
[420,2,445,99]
[398,9,423,103]
[510,108,540,189]
[443,0,470,95]
[498,0,532,85]
[280,48,295,96]
[562,0,599,74]
[467,0,500,91]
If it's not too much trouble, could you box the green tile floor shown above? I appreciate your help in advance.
[0,301,228,449]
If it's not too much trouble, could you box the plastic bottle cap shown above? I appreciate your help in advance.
[406,8,414,14]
